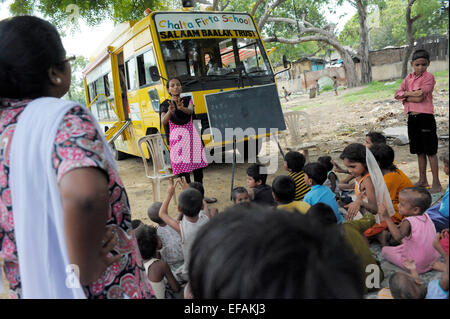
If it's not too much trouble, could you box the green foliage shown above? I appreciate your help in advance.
[64,55,89,105]
[433,69,449,77]
[339,0,449,50]
[8,0,167,29]
[321,84,333,92]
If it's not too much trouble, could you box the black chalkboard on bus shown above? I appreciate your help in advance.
[204,83,286,142]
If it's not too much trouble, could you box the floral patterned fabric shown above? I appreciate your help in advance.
[0,99,153,299]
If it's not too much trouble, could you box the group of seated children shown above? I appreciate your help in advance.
[235,133,448,299]
[132,130,448,299]
[133,178,216,299]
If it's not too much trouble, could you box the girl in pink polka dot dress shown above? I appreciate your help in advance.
[160,78,208,184]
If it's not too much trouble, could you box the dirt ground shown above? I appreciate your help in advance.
[1,79,448,298]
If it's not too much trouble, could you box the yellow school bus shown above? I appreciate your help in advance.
[82,9,283,160]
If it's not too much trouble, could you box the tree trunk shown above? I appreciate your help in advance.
[402,0,420,79]
[341,50,360,88]
[356,0,372,84]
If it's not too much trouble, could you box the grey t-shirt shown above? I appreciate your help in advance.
[179,211,209,280]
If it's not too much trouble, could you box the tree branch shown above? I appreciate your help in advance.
[251,0,265,16]
[258,0,287,31]
[212,0,219,10]
[220,0,231,11]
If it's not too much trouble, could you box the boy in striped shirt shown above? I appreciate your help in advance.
[283,151,311,201]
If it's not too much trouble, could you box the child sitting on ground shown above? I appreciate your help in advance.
[159,179,209,283]
[387,231,448,299]
[364,131,386,149]
[426,152,449,232]
[231,186,251,204]
[180,177,218,218]
[284,151,311,201]
[318,156,339,195]
[339,143,378,221]
[379,187,440,274]
[364,143,414,239]
[272,175,310,214]
[333,132,387,190]
[147,202,184,279]
[307,203,383,294]
[135,224,181,299]
[246,163,276,207]
[303,162,343,224]
[188,204,364,298]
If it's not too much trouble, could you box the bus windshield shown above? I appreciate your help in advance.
[160,37,273,91]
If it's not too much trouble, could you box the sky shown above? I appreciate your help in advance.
[0,0,357,59]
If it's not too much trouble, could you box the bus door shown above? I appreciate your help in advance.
[117,52,131,121]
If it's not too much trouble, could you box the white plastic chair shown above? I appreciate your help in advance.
[282,110,318,163]
[137,134,176,203]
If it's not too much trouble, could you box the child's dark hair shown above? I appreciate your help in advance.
[189,205,364,298]
[189,182,205,197]
[135,225,158,260]
[284,151,306,173]
[166,77,182,95]
[178,188,203,218]
[339,143,366,167]
[246,163,267,185]
[389,272,426,299]
[370,143,397,171]
[303,162,327,185]
[0,16,67,100]
[366,131,386,145]
[231,186,248,202]
[131,219,143,230]
[412,49,430,63]
[317,156,333,172]
[306,203,337,226]
[272,175,296,203]
[147,202,163,225]
[400,187,432,213]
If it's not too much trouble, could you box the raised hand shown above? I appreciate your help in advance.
[403,259,417,271]
[180,176,189,190]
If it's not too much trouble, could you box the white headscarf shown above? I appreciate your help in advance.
[10,97,116,298]
[365,146,395,223]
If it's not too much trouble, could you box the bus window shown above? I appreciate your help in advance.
[159,37,273,91]
[137,49,159,87]
[237,39,271,76]
[125,58,137,91]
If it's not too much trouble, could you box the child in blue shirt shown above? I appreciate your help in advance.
[303,162,343,224]
[426,152,449,232]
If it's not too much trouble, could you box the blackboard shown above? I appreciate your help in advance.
[204,84,286,142]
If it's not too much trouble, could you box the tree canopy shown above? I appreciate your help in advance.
[339,0,449,50]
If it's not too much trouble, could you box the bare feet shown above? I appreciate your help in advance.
[414,180,430,188]
[429,184,443,194]
[431,261,446,272]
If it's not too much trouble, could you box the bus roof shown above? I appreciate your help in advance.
[82,10,256,75]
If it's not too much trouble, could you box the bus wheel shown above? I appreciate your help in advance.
[237,140,263,161]
[109,142,127,161]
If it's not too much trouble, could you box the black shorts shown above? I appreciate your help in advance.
[407,113,438,155]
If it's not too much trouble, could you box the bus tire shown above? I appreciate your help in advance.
[109,142,127,161]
